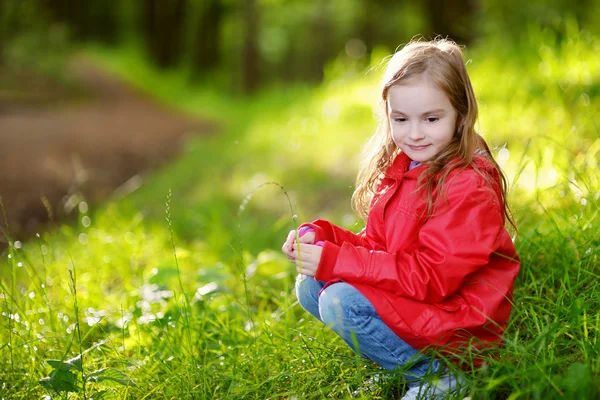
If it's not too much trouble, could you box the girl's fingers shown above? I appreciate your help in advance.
[295,264,316,276]
[282,230,296,253]
[292,253,316,265]
[287,229,296,241]
[295,244,321,255]
[299,236,314,244]
[298,231,315,244]
[288,230,300,249]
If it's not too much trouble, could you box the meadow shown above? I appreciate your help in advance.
[1,23,599,399]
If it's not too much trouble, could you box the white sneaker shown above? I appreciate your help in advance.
[401,373,467,400]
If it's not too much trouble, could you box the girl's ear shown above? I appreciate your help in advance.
[454,116,464,136]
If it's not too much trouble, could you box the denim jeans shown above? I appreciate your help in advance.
[295,274,441,383]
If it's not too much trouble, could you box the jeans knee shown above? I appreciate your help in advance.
[295,275,321,312]
[319,283,358,328]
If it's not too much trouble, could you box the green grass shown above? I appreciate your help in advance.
[1,25,600,399]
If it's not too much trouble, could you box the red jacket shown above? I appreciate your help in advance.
[302,152,520,356]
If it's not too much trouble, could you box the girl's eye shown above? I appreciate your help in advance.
[426,117,439,123]
[394,117,407,123]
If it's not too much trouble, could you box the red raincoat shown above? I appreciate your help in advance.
[302,151,520,356]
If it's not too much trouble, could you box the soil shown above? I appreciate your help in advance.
[0,57,218,247]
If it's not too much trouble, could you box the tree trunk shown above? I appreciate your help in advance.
[193,0,224,76]
[142,0,188,69]
[242,0,260,93]
[308,0,332,82]
[424,0,477,44]
[0,2,5,67]
[44,0,79,32]
[78,3,119,44]
[358,0,377,56]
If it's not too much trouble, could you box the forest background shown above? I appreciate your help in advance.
[0,0,599,399]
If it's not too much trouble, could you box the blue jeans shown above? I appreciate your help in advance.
[295,275,441,383]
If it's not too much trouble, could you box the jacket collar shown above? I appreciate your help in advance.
[385,151,425,181]
[385,151,498,182]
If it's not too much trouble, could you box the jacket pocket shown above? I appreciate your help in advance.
[408,296,468,339]
[435,294,466,312]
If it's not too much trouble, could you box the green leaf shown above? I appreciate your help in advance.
[90,389,119,399]
[196,264,233,284]
[149,266,180,284]
[39,370,79,392]
[565,362,593,398]
[39,377,52,390]
[86,368,136,387]
[46,354,83,372]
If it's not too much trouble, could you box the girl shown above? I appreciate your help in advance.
[282,38,520,399]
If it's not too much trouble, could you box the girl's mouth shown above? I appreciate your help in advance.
[407,144,431,151]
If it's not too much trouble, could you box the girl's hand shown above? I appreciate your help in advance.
[282,229,315,261]
[292,244,323,276]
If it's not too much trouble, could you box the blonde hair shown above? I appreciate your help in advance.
[351,38,514,228]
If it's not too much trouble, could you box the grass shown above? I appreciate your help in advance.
[1,23,600,399]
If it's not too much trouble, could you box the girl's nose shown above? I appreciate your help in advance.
[408,123,424,140]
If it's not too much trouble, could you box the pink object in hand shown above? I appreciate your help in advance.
[297,226,324,247]
[298,226,314,237]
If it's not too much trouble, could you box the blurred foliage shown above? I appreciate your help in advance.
[0,1,68,74]
[1,0,599,93]
[478,0,600,40]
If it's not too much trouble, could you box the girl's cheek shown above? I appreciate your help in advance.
[395,127,409,137]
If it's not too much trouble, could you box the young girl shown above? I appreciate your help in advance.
[282,38,520,399]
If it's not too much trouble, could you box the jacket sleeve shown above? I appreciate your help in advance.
[314,173,508,303]
[299,219,368,247]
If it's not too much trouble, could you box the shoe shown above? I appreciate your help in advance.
[401,372,467,399]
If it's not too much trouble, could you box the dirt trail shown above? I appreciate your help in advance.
[0,58,217,246]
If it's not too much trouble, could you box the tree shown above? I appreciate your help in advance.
[307,0,333,82]
[192,0,224,76]
[242,0,260,93]
[142,0,188,69]
[41,0,118,44]
[423,0,477,44]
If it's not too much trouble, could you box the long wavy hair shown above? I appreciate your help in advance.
[351,38,515,229]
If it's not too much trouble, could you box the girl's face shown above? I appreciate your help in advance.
[387,76,457,162]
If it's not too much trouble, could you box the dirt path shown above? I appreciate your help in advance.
[0,57,217,246]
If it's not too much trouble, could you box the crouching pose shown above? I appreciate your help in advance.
[282,38,520,399]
